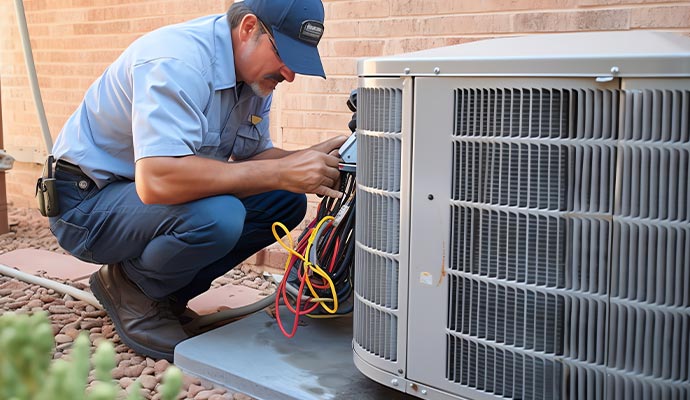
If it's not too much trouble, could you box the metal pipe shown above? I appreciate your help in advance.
[13,0,53,152]
[0,80,9,234]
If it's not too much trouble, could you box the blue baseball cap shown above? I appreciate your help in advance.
[244,0,326,78]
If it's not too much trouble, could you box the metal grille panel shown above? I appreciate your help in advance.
[357,188,400,254]
[450,207,568,288]
[446,333,562,399]
[447,88,619,399]
[354,296,398,362]
[606,89,690,400]
[355,244,399,309]
[354,87,404,363]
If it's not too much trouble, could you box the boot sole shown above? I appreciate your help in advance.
[89,271,174,362]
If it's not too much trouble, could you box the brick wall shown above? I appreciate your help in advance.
[1,0,689,265]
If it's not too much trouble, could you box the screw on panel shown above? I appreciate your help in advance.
[433,67,440,75]
[404,68,411,75]
[397,368,404,374]
[391,379,399,387]
[428,194,434,200]
[611,66,620,75]
[421,389,428,395]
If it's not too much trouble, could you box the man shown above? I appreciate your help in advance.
[48,0,346,362]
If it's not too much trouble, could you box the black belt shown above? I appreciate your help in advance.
[55,159,91,182]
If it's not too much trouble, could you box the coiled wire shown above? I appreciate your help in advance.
[271,170,357,337]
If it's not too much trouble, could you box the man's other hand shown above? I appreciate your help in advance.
[279,149,343,198]
[309,135,348,157]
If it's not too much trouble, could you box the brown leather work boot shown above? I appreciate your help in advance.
[89,263,188,361]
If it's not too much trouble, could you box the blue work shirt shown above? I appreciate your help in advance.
[52,14,273,189]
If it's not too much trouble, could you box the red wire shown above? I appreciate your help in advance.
[276,224,333,337]
[329,237,341,272]
[275,210,349,337]
[275,254,319,338]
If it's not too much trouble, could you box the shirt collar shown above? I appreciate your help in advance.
[213,15,236,90]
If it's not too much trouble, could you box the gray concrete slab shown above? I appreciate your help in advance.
[174,310,416,400]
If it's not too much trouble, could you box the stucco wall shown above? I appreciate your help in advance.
[1,0,689,206]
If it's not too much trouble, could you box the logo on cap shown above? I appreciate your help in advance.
[299,20,324,45]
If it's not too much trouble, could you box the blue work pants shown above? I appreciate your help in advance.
[49,169,306,304]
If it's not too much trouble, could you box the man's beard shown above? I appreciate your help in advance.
[249,74,285,98]
[249,82,270,98]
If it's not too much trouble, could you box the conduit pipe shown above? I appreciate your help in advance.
[13,0,53,151]
[0,263,101,309]
[186,292,277,332]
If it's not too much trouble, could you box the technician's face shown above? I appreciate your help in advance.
[236,17,295,97]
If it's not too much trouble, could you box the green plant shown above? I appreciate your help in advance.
[0,311,183,400]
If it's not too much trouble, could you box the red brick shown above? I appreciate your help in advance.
[631,6,690,28]
[513,9,630,33]
[326,0,390,19]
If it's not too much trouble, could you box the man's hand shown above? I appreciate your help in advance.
[309,135,348,156]
[278,149,343,198]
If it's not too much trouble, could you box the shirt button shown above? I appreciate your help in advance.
[78,180,89,190]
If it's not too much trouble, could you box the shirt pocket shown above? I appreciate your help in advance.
[232,123,263,160]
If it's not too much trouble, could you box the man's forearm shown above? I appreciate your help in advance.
[245,147,294,160]
[135,155,282,204]
[135,145,344,204]
[247,135,349,161]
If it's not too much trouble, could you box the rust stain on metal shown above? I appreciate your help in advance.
[437,241,446,286]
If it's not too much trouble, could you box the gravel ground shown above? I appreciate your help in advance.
[0,207,265,400]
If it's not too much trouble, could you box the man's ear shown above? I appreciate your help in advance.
[237,14,260,43]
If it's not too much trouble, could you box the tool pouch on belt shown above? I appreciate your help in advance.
[35,155,59,217]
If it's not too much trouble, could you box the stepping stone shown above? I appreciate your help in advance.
[0,248,99,282]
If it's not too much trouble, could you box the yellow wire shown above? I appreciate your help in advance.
[271,218,339,314]
[303,216,338,313]
[271,222,302,271]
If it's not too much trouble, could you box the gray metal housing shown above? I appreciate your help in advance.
[358,31,690,78]
[353,30,690,400]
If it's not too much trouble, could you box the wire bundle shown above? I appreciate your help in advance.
[271,170,357,337]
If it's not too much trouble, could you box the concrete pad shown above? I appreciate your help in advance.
[175,310,416,400]
[0,248,100,281]
[188,284,267,315]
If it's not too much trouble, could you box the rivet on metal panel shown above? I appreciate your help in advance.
[391,379,399,386]
[428,194,434,200]
[421,389,428,395]
[404,68,411,75]
[433,67,440,74]
[397,368,404,374]
[610,66,620,75]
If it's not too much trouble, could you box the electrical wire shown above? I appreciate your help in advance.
[271,170,357,337]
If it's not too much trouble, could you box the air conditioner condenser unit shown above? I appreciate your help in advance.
[353,31,690,400]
